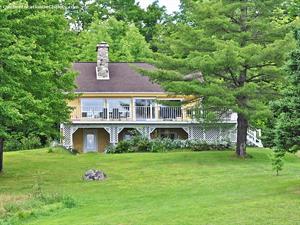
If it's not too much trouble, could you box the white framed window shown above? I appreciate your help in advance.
[107,99,131,120]
[81,98,105,119]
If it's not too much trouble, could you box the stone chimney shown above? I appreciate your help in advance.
[96,42,109,80]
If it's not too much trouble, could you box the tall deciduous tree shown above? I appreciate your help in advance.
[273,29,300,153]
[75,17,152,62]
[64,0,166,48]
[144,0,297,157]
[0,1,76,171]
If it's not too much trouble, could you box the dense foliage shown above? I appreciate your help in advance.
[105,134,232,154]
[142,0,298,157]
[75,17,152,62]
[65,0,167,47]
[0,1,76,169]
[273,29,300,153]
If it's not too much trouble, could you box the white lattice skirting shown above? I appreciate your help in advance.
[61,123,237,149]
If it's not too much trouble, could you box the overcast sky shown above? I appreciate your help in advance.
[138,0,180,14]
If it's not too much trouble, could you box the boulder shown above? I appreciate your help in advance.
[83,169,106,181]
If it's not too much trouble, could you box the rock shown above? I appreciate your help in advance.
[83,169,106,181]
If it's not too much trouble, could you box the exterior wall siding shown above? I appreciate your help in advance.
[97,129,110,152]
[72,128,110,152]
[73,128,83,151]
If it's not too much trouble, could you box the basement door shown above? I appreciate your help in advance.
[84,129,98,153]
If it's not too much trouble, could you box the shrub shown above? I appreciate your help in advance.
[115,141,131,153]
[107,138,232,154]
[135,138,151,152]
[104,144,116,154]
[4,134,43,151]
[189,140,231,151]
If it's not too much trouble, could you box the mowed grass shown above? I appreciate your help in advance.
[0,148,300,225]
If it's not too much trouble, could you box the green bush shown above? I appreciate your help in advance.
[4,134,43,151]
[115,141,132,153]
[135,138,151,152]
[104,144,116,154]
[106,137,233,154]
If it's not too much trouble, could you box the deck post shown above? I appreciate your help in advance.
[132,99,136,121]
[155,104,159,120]
[106,101,110,121]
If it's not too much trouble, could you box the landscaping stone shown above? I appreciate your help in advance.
[83,169,107,181]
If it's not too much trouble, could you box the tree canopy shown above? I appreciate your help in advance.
[142,0,298,157]
[0,0,76,171]
[273,29,300,153]
[65,0,167,47]
[75,17,152,62]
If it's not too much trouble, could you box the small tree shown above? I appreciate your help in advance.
[270,149,285,176]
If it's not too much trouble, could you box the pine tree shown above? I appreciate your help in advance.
[143,0,297,157]
[271,148,285,176]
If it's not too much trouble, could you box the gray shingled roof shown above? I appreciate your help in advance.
[73,62,164,93]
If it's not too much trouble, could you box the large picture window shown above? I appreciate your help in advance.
[81,99,105,119]
[108,99,131,119]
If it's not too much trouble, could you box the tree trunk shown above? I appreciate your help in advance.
[0,138,3,172]
[236,113,248,157]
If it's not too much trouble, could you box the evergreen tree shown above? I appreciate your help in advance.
[0,1,76,171]
[274,29,300,153]
[270,148,285,176]
[143,0,297,157]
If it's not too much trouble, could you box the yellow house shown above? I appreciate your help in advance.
[61,42,262,153]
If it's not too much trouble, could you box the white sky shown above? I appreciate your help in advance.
[138,0,180,14]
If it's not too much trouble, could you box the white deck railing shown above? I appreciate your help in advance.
[71,106,237,122]
[78,106,131,120]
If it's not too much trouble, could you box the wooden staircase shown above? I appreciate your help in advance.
[247,128,263,147]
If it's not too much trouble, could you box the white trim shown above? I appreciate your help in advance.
[70,120,237,125]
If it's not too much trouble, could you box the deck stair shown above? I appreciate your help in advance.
[247,128,263,147]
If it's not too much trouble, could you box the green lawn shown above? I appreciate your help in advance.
[1,148,300,225]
